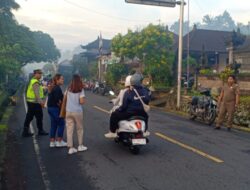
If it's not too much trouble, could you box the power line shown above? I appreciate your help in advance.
[63,0,155,23]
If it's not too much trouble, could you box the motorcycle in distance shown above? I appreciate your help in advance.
[188,88,218,125]
[109,91,149,154]
[93,82,113,96]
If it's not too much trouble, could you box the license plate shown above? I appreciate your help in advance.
[132,138,146,145]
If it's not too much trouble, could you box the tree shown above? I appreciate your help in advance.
[111,24,175,85]
[33,31,61,62]
[182,56,198,71]
[170,10,240,35]
[200,11,236,31]
[0,0,60,91]
[170,20,190,35]
[105,63,128,86]
[0,0,20,18]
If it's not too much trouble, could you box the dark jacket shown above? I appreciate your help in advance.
[47,85,63,108]
[118,85,150,113]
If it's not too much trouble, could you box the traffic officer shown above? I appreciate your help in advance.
[22,69,48,137]
[215,75,240,131]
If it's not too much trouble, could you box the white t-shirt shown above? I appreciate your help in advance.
[113,88,128,107]
[66,89,85,113]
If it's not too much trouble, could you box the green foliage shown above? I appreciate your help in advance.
[105,63,128,86]
[33,31,60,62]
[111,24,175,85]
[89,61,98,79]
[182,56,198,70]
[199,69,213,75]
[0,0,60,91]
[0,0,20,18]
[219,66,234,82]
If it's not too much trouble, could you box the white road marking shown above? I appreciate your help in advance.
[23,94,51,190]
[93,105,110,114]
[155,132,224,164]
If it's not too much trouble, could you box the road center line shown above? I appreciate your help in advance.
[155,132,224,163]
[93,105,223,163]
[23,94,51,190]
[93,105,110,114]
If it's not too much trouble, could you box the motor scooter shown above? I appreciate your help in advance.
[109,91,149,154]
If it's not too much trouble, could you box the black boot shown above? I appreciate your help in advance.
[22,130,34,137]
[38,130,49,136]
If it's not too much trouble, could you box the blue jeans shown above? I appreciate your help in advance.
[48,107,65,138]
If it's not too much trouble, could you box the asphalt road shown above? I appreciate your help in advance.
[5,91,250,190]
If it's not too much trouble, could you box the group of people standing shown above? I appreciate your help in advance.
[21,69,240,155]
[22,69,87,155]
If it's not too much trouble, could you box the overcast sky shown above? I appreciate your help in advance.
[14,0,250,52]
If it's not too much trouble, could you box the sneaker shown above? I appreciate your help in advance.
[56,141,67,147]
[104,132,117,138]
[143,131,150,137]
[68,147,77,155]
[50,141,56,148]
[78,145,88,152]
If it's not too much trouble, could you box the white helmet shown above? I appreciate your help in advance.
[125,75,132,87]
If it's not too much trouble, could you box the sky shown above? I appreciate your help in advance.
[14,0,250,52]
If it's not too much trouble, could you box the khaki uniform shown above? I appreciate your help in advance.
[216,84,239,128]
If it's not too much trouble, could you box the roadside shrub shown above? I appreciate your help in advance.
[199,69,213,75]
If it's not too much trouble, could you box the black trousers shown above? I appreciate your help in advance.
[23,102,43,132]
[109,110,148,133]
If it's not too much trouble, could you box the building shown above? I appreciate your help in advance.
[80,37,112,82]
[180,26,233,73]
[234,37,250,73]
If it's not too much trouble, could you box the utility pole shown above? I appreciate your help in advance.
[125,0,184,108]
[176,0,184,109]
[187,0,190,88]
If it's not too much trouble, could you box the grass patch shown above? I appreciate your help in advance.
[0,124,7,132]
[0,106,14,185]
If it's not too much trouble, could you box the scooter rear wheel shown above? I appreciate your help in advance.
[129,146,140,155]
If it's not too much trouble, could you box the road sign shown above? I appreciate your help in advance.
[125,0,176,7]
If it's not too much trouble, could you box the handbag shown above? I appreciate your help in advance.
[59,91,68,118]
[133,88,150,113]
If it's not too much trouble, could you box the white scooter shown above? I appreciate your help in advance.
[109,91,149,154]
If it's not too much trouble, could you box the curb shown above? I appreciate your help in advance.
[151,105,250,133]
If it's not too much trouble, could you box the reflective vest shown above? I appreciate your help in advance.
[26,78,44,102]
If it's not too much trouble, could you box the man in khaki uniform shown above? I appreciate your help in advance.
[215,75,240,131]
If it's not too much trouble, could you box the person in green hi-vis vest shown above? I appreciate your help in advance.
[22,69,49,137]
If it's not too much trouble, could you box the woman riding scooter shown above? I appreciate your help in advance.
[105,73,150,138]
[110,75,132,113]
